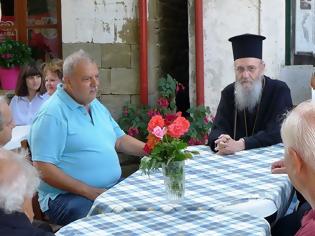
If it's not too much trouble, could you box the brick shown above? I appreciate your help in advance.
[111,68,139,94]
[131,45,139,69]
[62,43,102,66]
[101,43,131,68]
[99,94,130,120]
[98,69,111,95]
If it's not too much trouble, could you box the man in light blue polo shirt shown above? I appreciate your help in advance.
[29,50,146,226]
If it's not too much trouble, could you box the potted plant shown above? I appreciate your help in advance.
[0,38,32,90]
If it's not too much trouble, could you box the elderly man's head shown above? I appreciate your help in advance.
[281,101,315,202]
[63,50,99,106]
[0,96,15,146]
[0,149,39,221]
[229,34,266,112]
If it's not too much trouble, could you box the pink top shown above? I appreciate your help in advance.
[296,209,315,236]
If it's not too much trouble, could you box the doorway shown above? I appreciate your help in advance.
[158,0,190,114]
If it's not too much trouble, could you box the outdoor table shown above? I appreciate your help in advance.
[88,144,292,221]
[3,125,30,150]
[56,210,270,236]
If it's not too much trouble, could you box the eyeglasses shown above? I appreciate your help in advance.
[234,65,258,74]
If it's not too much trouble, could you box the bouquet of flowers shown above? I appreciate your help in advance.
[140,112,197,175]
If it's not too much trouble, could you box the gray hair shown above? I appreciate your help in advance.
[0,149,40,213]
[63,49,95,77]
[0,96,7,131]
[281,101,315,171]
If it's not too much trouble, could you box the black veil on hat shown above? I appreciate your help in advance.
[228,33,266,61]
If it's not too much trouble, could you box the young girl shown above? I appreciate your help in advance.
[10,62,48,125]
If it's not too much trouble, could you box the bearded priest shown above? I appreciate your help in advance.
[208,33,293,155]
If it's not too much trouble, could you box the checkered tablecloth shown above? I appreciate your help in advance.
[57,210,270,236]
[89,144,292,219]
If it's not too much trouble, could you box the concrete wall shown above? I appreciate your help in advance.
[188,0,286,114]
[61,0,161,119]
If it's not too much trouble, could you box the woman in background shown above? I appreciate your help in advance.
[10,62,48,125]
[42,58,63,96]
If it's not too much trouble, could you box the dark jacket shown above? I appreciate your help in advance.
[208,76,293,151]
[0,209,54,236]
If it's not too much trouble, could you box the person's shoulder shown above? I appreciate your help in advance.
[221,82,235,96]
[36,93,66,118]
[38,92,50,101]
[9,95,20,104]
[265,76,289,90]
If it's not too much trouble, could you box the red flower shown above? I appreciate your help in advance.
[157,97,169,108]
[123,108,129,116]
[176,83,185,93]
[143,144,151,154]
[188,138,204,145]
[145,133,160,153]
[168,117,190,138]
[147,115,164,132]
[147,109,160,118]
[164,113,177,126]
[128,127,139,137]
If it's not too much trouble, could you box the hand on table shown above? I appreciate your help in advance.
[271,159,287,174]
[214,134,245,155]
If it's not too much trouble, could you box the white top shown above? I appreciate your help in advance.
[3,125,30,150]
[10,93,49,125]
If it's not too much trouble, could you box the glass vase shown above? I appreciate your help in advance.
[162,160,185,203]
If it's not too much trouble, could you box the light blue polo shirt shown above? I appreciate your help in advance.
[29,84,125,212]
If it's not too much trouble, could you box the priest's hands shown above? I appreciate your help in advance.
[214,134,245,155]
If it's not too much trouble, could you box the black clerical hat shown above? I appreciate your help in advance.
[228,33,266,61]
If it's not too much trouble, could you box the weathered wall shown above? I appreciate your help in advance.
[61,0,190,118]
[61,0,159,119]
[188,0,286,114]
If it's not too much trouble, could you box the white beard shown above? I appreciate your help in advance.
[235,77,263,112]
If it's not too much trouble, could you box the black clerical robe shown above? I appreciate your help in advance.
[208,76,293,151]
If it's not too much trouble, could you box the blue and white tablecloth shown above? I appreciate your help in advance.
[57,210,270,236]
[89,144,292,219]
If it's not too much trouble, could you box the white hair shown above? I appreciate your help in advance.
[0,149,39,213]
[281,101,315,171]
[63,49,95,77]
[235,76,263,112]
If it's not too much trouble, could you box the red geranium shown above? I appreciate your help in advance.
[144,113,190,154]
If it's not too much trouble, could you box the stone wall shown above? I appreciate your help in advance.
[62,0,190,119]
[62,0,142,119]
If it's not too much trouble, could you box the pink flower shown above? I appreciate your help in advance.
[128,127,139,137]
[157,97,169,108]
[147,115,165,132]
[152,126,167,139]
[1,53,13,59]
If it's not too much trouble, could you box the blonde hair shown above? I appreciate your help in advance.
[42,58,63,80]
